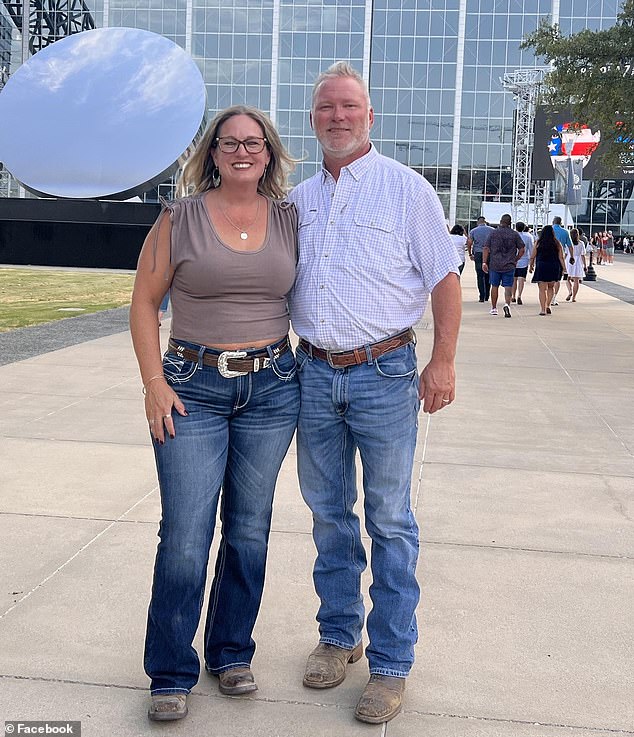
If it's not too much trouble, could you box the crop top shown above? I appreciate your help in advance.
[156,192,297,346]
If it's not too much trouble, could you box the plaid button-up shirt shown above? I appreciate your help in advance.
[288,145,460,351]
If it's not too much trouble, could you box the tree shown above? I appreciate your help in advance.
[522,0,634,173]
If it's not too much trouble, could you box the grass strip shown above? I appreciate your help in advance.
[0,268,136,332]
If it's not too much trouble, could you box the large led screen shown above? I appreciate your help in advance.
[532,106,634,181]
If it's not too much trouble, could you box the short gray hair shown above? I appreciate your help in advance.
[311,61,371,110]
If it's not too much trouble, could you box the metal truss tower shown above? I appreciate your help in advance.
[502,68,547,226]
[1,0,94,56]
[532,180,551,229]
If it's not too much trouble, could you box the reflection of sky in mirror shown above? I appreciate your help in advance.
[0,27,206,198]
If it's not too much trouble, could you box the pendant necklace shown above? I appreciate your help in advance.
[221,197,261,240]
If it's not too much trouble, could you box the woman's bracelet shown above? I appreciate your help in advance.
[142,374,165,395]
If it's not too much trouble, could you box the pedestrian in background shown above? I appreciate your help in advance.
[530,224,566,316]
[449,224,467,275]
[564,228,587,302]
[467,216,494,302]
[551,216,572,306]
[482,213,525,318]
[511,221,533,306]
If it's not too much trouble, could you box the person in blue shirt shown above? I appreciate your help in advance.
[551,216,572,306]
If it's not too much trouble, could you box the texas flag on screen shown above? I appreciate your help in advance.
[548,123,601,165]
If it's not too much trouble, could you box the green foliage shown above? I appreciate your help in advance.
[522,1,634,173]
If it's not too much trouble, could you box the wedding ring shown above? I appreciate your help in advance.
[149,419,155,424]
[442,398,450,403]
[163,414,171,419]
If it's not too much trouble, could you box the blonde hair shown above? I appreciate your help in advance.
[311,61,371,110]
[178,105,297,199]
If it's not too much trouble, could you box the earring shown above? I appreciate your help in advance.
[260,164,268,182]
[212,166,221,188]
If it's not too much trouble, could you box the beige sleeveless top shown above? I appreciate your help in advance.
[160,193,297,345]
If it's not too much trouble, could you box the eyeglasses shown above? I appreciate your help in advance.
[214,136,268,154]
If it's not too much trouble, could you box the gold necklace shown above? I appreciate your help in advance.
[220,198,261,240]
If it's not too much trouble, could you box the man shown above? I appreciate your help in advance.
[467,216,494,302]
[551,216,572,304]
[482,214,524,318]
[511,221,533,305]
[288,62,461,724]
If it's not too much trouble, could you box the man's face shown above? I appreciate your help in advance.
[310,76,374,162]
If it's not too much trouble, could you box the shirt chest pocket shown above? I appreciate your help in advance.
[353,213,396,235]
[352,212,408,275]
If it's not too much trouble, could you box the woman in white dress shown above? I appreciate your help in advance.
[449,224,467,276]
[565,228,587,302]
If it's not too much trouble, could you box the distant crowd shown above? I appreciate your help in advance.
[448,215,620,317]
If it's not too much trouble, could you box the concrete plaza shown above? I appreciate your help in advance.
[1,258,633,736]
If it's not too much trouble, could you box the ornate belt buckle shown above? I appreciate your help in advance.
[217,350,248,378]
[326,350,345,369]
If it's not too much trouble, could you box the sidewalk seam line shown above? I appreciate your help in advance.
[0,674,631,734]
[0,487,158,621]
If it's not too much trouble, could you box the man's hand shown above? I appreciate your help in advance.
[419,358,455,413]
[482,262,489,273]
[421,272,461,414]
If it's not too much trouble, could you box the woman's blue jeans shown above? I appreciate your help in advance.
[144,338,299,695]
[295,341,421,678]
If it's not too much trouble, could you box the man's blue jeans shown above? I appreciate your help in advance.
[295,341,420,677]
[144,338,299,695]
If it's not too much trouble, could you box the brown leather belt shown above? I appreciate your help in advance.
[299,328,414,368]
[168,338,289,378]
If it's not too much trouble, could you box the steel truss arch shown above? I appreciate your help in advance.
[2,0,95,55]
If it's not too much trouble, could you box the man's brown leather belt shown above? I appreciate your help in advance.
[299,328,414,369]
[168,339,289,378]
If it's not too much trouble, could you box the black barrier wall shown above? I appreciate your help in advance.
[0,198,162,270]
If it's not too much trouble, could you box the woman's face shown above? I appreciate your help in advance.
[211,114,271,188]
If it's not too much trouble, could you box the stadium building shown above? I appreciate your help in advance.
[2,0,630,234]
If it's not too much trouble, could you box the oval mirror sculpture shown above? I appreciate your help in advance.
[0,27,206,199]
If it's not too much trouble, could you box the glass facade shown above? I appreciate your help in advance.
[3,0,630,232]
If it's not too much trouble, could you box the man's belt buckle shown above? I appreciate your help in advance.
[326,350,346,369]
[217,350,248,378]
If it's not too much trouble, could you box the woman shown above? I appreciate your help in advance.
[511,220,533,305]
[587,234,597,265]
[529,224,566,315]
[564,228,587,302]
[449,223,467,275]
[605,230,615,265]
[130,106,300,721]
[599,231,608,265]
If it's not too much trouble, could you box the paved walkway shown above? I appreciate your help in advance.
[1,258,633,737]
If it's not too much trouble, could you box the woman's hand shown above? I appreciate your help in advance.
[144,378,187,444]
